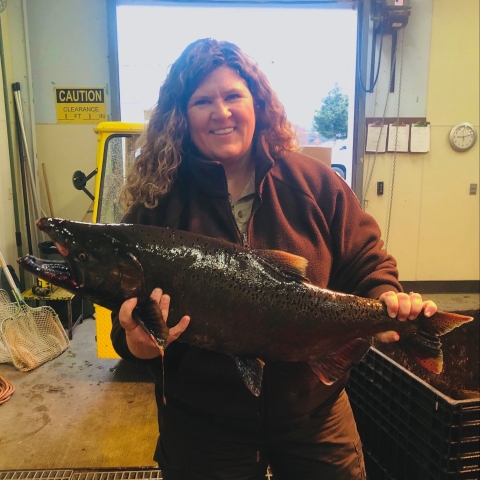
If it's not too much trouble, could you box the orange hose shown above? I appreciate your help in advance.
[0,375,15,404]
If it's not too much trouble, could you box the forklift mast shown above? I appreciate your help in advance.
[92,121,144,358]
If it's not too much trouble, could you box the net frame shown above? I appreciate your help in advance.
[0,290,13,363]
[0,288,70,371]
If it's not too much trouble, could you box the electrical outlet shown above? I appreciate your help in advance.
[7,188,13,200]
[470,184,477,195]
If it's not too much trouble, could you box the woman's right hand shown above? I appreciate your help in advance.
[118,288,190,359]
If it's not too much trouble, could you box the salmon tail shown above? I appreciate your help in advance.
[421,310,474,336]
[309,338,371,386]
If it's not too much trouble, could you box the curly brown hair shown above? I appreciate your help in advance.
[121,38,298,209]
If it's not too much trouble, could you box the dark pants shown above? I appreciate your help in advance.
[154,389,366,480]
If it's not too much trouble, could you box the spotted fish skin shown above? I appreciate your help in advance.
[18,218,474,391]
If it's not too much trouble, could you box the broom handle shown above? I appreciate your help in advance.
[12,86,42,220]
[0,252,24,305]
[42,163,55,217]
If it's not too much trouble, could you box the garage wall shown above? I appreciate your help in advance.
[0,1,34,277]
[27,0,111,223]
[0,48,18,271]
[0,0,110,275]
[0,23,16,269]
[363,0,479,283]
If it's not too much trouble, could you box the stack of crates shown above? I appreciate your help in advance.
[347,347,480,479]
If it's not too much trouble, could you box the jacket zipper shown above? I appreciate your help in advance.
[228,197,257,248]
[242,199,269,428]
[224,177,268,424]
[242,198,261,248]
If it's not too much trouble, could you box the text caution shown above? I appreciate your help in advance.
[55,87,107,124]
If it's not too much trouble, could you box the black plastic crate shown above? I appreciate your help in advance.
[347,347,480,480]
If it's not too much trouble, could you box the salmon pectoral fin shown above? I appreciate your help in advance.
[309,339,371,386]
[133,299,169,348]
[233,356,265,396]
[116,249,146,298]
[399,331,443,374]
[421,310,473,336]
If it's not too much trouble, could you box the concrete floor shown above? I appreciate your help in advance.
[0,292,478,472]
[0,318,158,470]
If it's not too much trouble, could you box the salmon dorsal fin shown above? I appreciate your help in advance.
[255,249,309,282]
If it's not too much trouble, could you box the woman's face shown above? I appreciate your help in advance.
[187,66,256,166]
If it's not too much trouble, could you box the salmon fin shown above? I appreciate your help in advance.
[309,338,371,386]
[233,356,265,397]
[133,299,169,348]
[397,311,473,374]
[255,249,309,282]
[399,331,443,374]
[420,310,473,337]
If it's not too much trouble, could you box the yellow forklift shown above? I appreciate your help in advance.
[87,121,144,358]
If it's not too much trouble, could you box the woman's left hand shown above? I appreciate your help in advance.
[375,291,437,343]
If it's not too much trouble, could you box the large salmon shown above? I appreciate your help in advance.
[18,218,473,395]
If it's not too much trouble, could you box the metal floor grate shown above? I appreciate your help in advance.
[73,472,163,480]
[0,472,75,480]
[0,472,162,480]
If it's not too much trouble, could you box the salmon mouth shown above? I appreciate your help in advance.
[17,255,80,291]
[54,242,69,257]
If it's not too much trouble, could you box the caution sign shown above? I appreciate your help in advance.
[55,87,107,124]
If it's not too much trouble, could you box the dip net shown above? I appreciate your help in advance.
[0,254,69,371]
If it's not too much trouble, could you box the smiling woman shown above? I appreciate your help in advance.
[186,67,256,176]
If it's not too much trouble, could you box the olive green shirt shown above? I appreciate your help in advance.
[229,173,256,234]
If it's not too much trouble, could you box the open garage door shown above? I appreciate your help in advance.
[113,0,358,186]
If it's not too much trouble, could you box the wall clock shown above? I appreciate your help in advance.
[449,122,477,152]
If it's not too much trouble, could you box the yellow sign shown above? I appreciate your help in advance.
[55,87,107,124]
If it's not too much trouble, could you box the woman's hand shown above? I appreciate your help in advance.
[375,291,437,343]
[118,288,190,359]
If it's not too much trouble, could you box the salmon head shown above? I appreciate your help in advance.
[18,218,147,310]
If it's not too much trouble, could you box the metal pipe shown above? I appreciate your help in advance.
[12,88,33,256]
[12,83,42,221]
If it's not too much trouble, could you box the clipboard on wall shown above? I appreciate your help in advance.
[365,123,387,153]
[387,123,410,152]
[410,121,431,153]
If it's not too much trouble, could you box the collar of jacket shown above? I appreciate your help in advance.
[180,135,275,198]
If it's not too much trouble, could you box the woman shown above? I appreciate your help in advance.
[112,38,436,480]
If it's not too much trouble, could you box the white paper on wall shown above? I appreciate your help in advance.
[366,124,387,153]
[410,123,431,153]
[387,124,410,152]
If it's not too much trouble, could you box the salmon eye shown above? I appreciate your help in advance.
[78,253,88,261]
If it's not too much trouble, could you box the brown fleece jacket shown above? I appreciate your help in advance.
[111,137,401,423]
